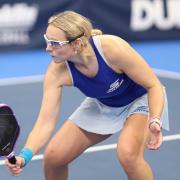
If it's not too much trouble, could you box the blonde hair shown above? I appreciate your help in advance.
[48,11,103,46]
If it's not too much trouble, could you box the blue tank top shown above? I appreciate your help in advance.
[67,36,147,107]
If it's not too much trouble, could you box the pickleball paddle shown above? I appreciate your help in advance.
[0,104,20,164]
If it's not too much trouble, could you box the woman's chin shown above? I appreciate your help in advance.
[52,57,64,63]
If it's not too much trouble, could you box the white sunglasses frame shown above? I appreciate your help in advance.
[44,34,70,47]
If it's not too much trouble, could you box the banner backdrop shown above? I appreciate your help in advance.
[0,0,180,51]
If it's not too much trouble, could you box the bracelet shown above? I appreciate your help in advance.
[148,116,162,128]
[19,148,33,167]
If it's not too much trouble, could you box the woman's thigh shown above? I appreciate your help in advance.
[117,114,150,157]
[44,119,111,165]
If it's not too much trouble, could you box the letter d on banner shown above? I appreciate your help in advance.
[130,0,153,31]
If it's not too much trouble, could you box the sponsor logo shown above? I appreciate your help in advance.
[133,106,148,113]
[130,0,180,31]
[0,3,39,45]
[106,78,124,93]
[2,142,10,151]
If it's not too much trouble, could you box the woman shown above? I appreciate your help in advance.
[6,11,169,180]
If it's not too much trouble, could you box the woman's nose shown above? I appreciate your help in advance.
[46,44,53,52]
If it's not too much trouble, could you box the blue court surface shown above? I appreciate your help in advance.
[0,40,180,180]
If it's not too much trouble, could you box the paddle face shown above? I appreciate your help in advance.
[0,105,20,158]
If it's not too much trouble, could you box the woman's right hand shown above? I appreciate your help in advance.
[5,156,25,176]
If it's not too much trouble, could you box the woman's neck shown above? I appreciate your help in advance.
[69,43,96,68]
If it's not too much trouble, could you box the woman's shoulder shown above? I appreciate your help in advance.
[97,35,130,62]
[94,34,130,56]
[45,61,73,86]
[97,34,128,45]
[46,61,66,75]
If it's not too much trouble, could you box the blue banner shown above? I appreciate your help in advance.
[0,0,180,51]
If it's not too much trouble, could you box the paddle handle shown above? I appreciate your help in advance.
[7,152,17,164]
[8,155,17,164]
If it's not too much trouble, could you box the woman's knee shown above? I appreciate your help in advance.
[117,144,142,171]
[44,145,69,169]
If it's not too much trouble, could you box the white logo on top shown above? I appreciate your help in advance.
[0,3,39,45]
[106,78,124,93]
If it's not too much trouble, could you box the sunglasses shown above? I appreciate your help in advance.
[44,34,70,47]
[44,33,84,48]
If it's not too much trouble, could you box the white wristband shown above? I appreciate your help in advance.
[148,117,162,128]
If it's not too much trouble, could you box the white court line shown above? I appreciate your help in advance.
[154,69,180,80]
[0,133,180,166]
[0,68,180,86]
[0,75,44,86]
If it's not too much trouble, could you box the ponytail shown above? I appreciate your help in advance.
[91,29,103,36]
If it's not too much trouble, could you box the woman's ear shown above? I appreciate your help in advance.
[72,38,83,52]
[74,38,83,47]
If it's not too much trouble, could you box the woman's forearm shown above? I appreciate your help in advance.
[148,83,164,118]
[24,121,55,155]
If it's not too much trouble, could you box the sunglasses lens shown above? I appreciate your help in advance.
[51,41,60,47]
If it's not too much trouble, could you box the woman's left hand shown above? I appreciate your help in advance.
[146,122,163,150]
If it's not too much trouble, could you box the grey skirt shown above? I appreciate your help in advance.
[69,89,169,135]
